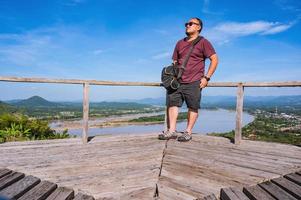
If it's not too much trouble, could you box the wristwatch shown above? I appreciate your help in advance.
[203,76,211,81]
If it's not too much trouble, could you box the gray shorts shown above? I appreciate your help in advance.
[166,80,202,111]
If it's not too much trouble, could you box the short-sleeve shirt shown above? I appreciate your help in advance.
[172,37,216,83]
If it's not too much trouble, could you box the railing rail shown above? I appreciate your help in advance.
[1,76,301,144]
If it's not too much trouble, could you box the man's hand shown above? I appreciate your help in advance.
[200,77,208,88]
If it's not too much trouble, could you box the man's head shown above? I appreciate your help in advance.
[185,17,203,36]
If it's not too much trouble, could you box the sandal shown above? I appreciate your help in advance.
[177,131,192,142]
[158,130,177,140]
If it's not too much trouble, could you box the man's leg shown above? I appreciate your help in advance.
[168,106,179,132]
[178,81,201,141]
[158,89,183,140]
[186,108,198,134]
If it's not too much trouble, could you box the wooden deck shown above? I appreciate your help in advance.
[0,168,95,200]
[220,170,301,200]
[0,134,300,199]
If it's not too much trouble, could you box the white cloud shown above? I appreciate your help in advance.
[261,23,294,35]
[63,0,86,6]
[92,49,104,55]
[202,0,211,14]
[153,29,169,35]
[0,25,97,79]
[205,20,296,44]
[202,0,222,15]
[273,0,301,12]
[214,21,292,36]
[0,32,53,66]
[151,52,170,60]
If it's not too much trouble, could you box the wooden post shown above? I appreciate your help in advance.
[235,83,244,145]
[82,82,90,144]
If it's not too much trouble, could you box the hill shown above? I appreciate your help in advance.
[12,96,61,107]
[128,95,301,114]
[0,101,18,114]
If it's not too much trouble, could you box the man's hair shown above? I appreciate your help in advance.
[192,17,203,33]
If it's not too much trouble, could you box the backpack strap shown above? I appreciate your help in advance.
[177,36,203,79]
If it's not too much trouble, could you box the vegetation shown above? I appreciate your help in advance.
[3,96,164,120]
[209,113,301,146]
[0,113,70,143]
[1,95,301,145]
[0,101,18,114]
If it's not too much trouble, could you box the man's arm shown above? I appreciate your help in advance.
[200,53,218,88]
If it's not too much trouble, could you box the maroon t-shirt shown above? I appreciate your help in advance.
[172,37,216,83]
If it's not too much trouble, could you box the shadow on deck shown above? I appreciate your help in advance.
[0,134,300,199]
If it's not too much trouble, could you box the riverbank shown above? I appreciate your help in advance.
[50,111,167,130]
[50,109,229,130]
[209,110,301,146]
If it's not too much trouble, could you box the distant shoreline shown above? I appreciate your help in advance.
[51,108,244,131]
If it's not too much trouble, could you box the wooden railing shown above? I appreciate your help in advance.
[1,76,301,144]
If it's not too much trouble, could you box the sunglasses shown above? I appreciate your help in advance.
[185,22,200,27]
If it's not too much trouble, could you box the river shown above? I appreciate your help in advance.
[51,109,254,137]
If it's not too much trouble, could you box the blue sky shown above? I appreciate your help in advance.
[0,0,300,101]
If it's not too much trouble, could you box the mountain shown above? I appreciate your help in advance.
[4,95,301,111]
[134,97,165,106]
[12,96,61,107]
[122,95,301,108]
[5,99,23,104]
[244,95,301,107]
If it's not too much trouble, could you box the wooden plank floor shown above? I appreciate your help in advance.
[0,134,166,199]
[157,135,301,199]
[0,134,300,199]
[0,168,95,200]
[220,170,301,200]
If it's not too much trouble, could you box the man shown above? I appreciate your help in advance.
[159,17,218,142]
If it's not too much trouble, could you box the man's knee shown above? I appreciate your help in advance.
[188,108,199,113]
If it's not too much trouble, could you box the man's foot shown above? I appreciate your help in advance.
[158,130,178,140]
[177,131,192,142]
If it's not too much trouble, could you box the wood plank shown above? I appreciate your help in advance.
[157,181,200,200]
[73,193,95,200]
[235,83,244,145]
[162,150,280,189]
[0,76,161,86]
[284,173,301,186]
[18,180,57,200]
[160,158,245,195]
[170,139,301,164]
[0,172,25,190]
[220,187,249,200]
[0,169,12,179]
[120,187,156,200]
[45,187,74,200]
[1,76,301,87]
[82,82,89,144]
[271,177,301,199]
[243,185,274,200]
[296,171,301,176]
[199,193,218,200]
[165,146,287,177]
[0,175,40,200]
[258,181,296,200]
[169,137,301,164]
